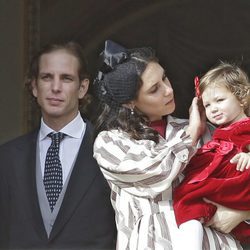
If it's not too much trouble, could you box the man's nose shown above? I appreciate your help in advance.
[51,78,62,91]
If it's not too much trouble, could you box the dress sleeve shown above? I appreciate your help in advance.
[93,129,197,198]
[235,120,250,151]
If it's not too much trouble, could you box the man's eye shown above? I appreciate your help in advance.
[63,76,73,82]
[41,75,51,81]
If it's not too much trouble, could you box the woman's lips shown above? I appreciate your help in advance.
[165,98,174,105]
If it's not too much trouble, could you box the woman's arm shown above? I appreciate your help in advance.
[204,198,250,233]
[93,128,197,198]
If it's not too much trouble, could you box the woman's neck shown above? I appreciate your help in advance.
[149,119,167,138]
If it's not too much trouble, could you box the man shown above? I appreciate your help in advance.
[0,41,116,249]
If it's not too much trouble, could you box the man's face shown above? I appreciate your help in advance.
[32,49,89,127]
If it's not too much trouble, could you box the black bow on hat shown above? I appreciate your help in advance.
[100,40,128,71]
[94,40,139,108]
[95,40,129,83]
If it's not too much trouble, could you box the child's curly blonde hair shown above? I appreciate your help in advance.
[200,61,250,116]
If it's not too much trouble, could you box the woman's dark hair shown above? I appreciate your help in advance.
[94,41,161,143]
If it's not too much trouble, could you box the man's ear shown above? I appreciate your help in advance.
[78,78,89,99]
[31,80,38,98]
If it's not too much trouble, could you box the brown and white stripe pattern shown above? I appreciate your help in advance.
[94,116,242,250]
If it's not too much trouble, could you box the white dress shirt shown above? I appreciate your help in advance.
[39,112,86,184]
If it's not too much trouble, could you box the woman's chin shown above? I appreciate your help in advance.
[164,103,176,116]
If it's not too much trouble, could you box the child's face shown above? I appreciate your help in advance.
[202,84,246,126]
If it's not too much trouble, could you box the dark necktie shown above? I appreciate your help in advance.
[43,132,65,211]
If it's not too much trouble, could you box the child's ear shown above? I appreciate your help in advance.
[240,97,248,109]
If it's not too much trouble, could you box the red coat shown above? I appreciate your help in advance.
[173,118,250,243]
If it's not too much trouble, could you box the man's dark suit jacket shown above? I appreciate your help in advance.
[0,120,116,250]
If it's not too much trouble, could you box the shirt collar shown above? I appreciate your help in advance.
[39,112,85,141]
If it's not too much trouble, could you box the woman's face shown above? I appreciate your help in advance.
[133,62,175,121]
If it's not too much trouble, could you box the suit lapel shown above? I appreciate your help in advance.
[14,131,48,240]
[49,121,99,240]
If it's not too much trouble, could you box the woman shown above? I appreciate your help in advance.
[93,40,247,249]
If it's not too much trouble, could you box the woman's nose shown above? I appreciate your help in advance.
[163,84,173,96]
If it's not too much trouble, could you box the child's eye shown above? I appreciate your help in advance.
[217,98,224,102]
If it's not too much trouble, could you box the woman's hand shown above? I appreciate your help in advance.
[187,97,206,145]
[204,198,250,233]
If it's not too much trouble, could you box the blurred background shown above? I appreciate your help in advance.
[0,0,250,144]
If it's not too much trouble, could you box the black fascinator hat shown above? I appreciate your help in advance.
[94,40,155,108]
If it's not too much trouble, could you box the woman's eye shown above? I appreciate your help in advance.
[150,85,159,93]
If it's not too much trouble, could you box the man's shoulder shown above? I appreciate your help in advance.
[84,118,94,131]
[0,130,38,151]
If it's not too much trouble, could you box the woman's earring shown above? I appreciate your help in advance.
[130,108,134,115]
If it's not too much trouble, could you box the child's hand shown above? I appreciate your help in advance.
[230,152,250,171]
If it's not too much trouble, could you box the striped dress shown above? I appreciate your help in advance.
[93,116,242,250]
